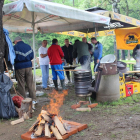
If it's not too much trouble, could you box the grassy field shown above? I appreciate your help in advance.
[33,62,95,77]
[33,60,136,77]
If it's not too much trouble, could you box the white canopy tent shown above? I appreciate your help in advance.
[3,0,110,88]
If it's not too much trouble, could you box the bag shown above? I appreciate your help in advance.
[0,74,18,119]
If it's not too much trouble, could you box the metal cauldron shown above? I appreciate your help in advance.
[74,70,92,97]
[100,54,118,75]
[133,65,140,76]
[117,61,127,73]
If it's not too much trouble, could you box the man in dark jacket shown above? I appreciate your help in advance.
[62,39,73,82]
[13,36,36,101]
[73,40,90,70]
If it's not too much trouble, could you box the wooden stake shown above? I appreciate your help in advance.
[45,123,51,138]
[50,125,63,140]
[76,108,91,112]
[11,117,24,125]
[3,58,24,98]
[34,125,44,137]
[53,116,67,135]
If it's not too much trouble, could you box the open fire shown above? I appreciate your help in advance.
[29,90,68,139]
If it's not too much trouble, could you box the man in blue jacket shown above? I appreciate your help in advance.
[91,37,103,72]
[13,36,36,102]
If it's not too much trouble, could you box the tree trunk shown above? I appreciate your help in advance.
[0,0,4,73]
[73,0,74,6]
[122,50,125,60]
[125,0,131,60]
[114,35,118,60]
[127,50,130,60]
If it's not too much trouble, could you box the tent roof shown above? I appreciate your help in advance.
[76,7,140,33]
[3,0,110,33]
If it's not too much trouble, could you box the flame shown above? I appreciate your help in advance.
[42,90,68,116]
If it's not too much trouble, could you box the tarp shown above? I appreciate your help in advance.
[115,27,140,50]
[3,0,110,33]
[3,28,16,65]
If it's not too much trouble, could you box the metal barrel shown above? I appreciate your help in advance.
[74,71,91,97]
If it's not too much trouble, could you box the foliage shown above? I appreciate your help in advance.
[4,0,140,58]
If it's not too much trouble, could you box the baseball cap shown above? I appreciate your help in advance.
[13,36,22,43]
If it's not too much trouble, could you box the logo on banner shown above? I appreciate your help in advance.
[124,33,139,45]
[67,32,74,35]
[125,17,132,24]
[114,13,121,20]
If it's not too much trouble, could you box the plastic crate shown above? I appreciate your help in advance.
[125,84,133,97]
[120,85,126,98]
[126,82,140,94]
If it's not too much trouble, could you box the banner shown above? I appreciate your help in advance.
[115,28,140,50]
[56,29,115,38]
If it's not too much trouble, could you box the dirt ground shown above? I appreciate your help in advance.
[1,85,140,140]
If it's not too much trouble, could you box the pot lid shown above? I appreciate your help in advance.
[100,54,116,64]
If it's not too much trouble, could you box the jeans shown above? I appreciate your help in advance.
[94,60,100,72]
[51,64,65,80]
[40,65,49,88]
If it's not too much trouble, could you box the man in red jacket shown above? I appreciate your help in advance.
[48,39,66,90]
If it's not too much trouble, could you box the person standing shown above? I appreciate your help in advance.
[62,39,73,83]
[13,36,36,102]
[47,39,66,90]
[39,40,50,90]
[91,37,103,72]
[82,37,93,56]
[73,40,90,69]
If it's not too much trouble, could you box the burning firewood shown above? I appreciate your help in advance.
[54,116,67,135]
[50,125,63,140]
[45,123,51,138]
[29,110,67,140]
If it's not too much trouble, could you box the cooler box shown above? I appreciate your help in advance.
[125,83,133,97]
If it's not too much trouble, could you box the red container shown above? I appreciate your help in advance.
[125,84,133,97]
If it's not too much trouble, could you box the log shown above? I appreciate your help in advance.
[34,125,44,137]
[29,120,39,132]
[76,108,91,112]
[22,98,32,103]
[11,117,24,125]
[15,106,23,118]
[50,125,63,140]
[41,110,50,115]
[23,112,29,120]
[41,114,51,122]
[40,119,45,125]
[45,123,51,138]
[53,116,67,135]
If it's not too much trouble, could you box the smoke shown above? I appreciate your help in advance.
[75,57,91,71]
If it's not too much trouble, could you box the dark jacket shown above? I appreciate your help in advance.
[14,41,34,70]
[73,41,90,61]
[132,44,140,60]
[62,44,73,65]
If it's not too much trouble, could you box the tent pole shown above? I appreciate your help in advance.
[95,25,97,38]
[32,12,36,91]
